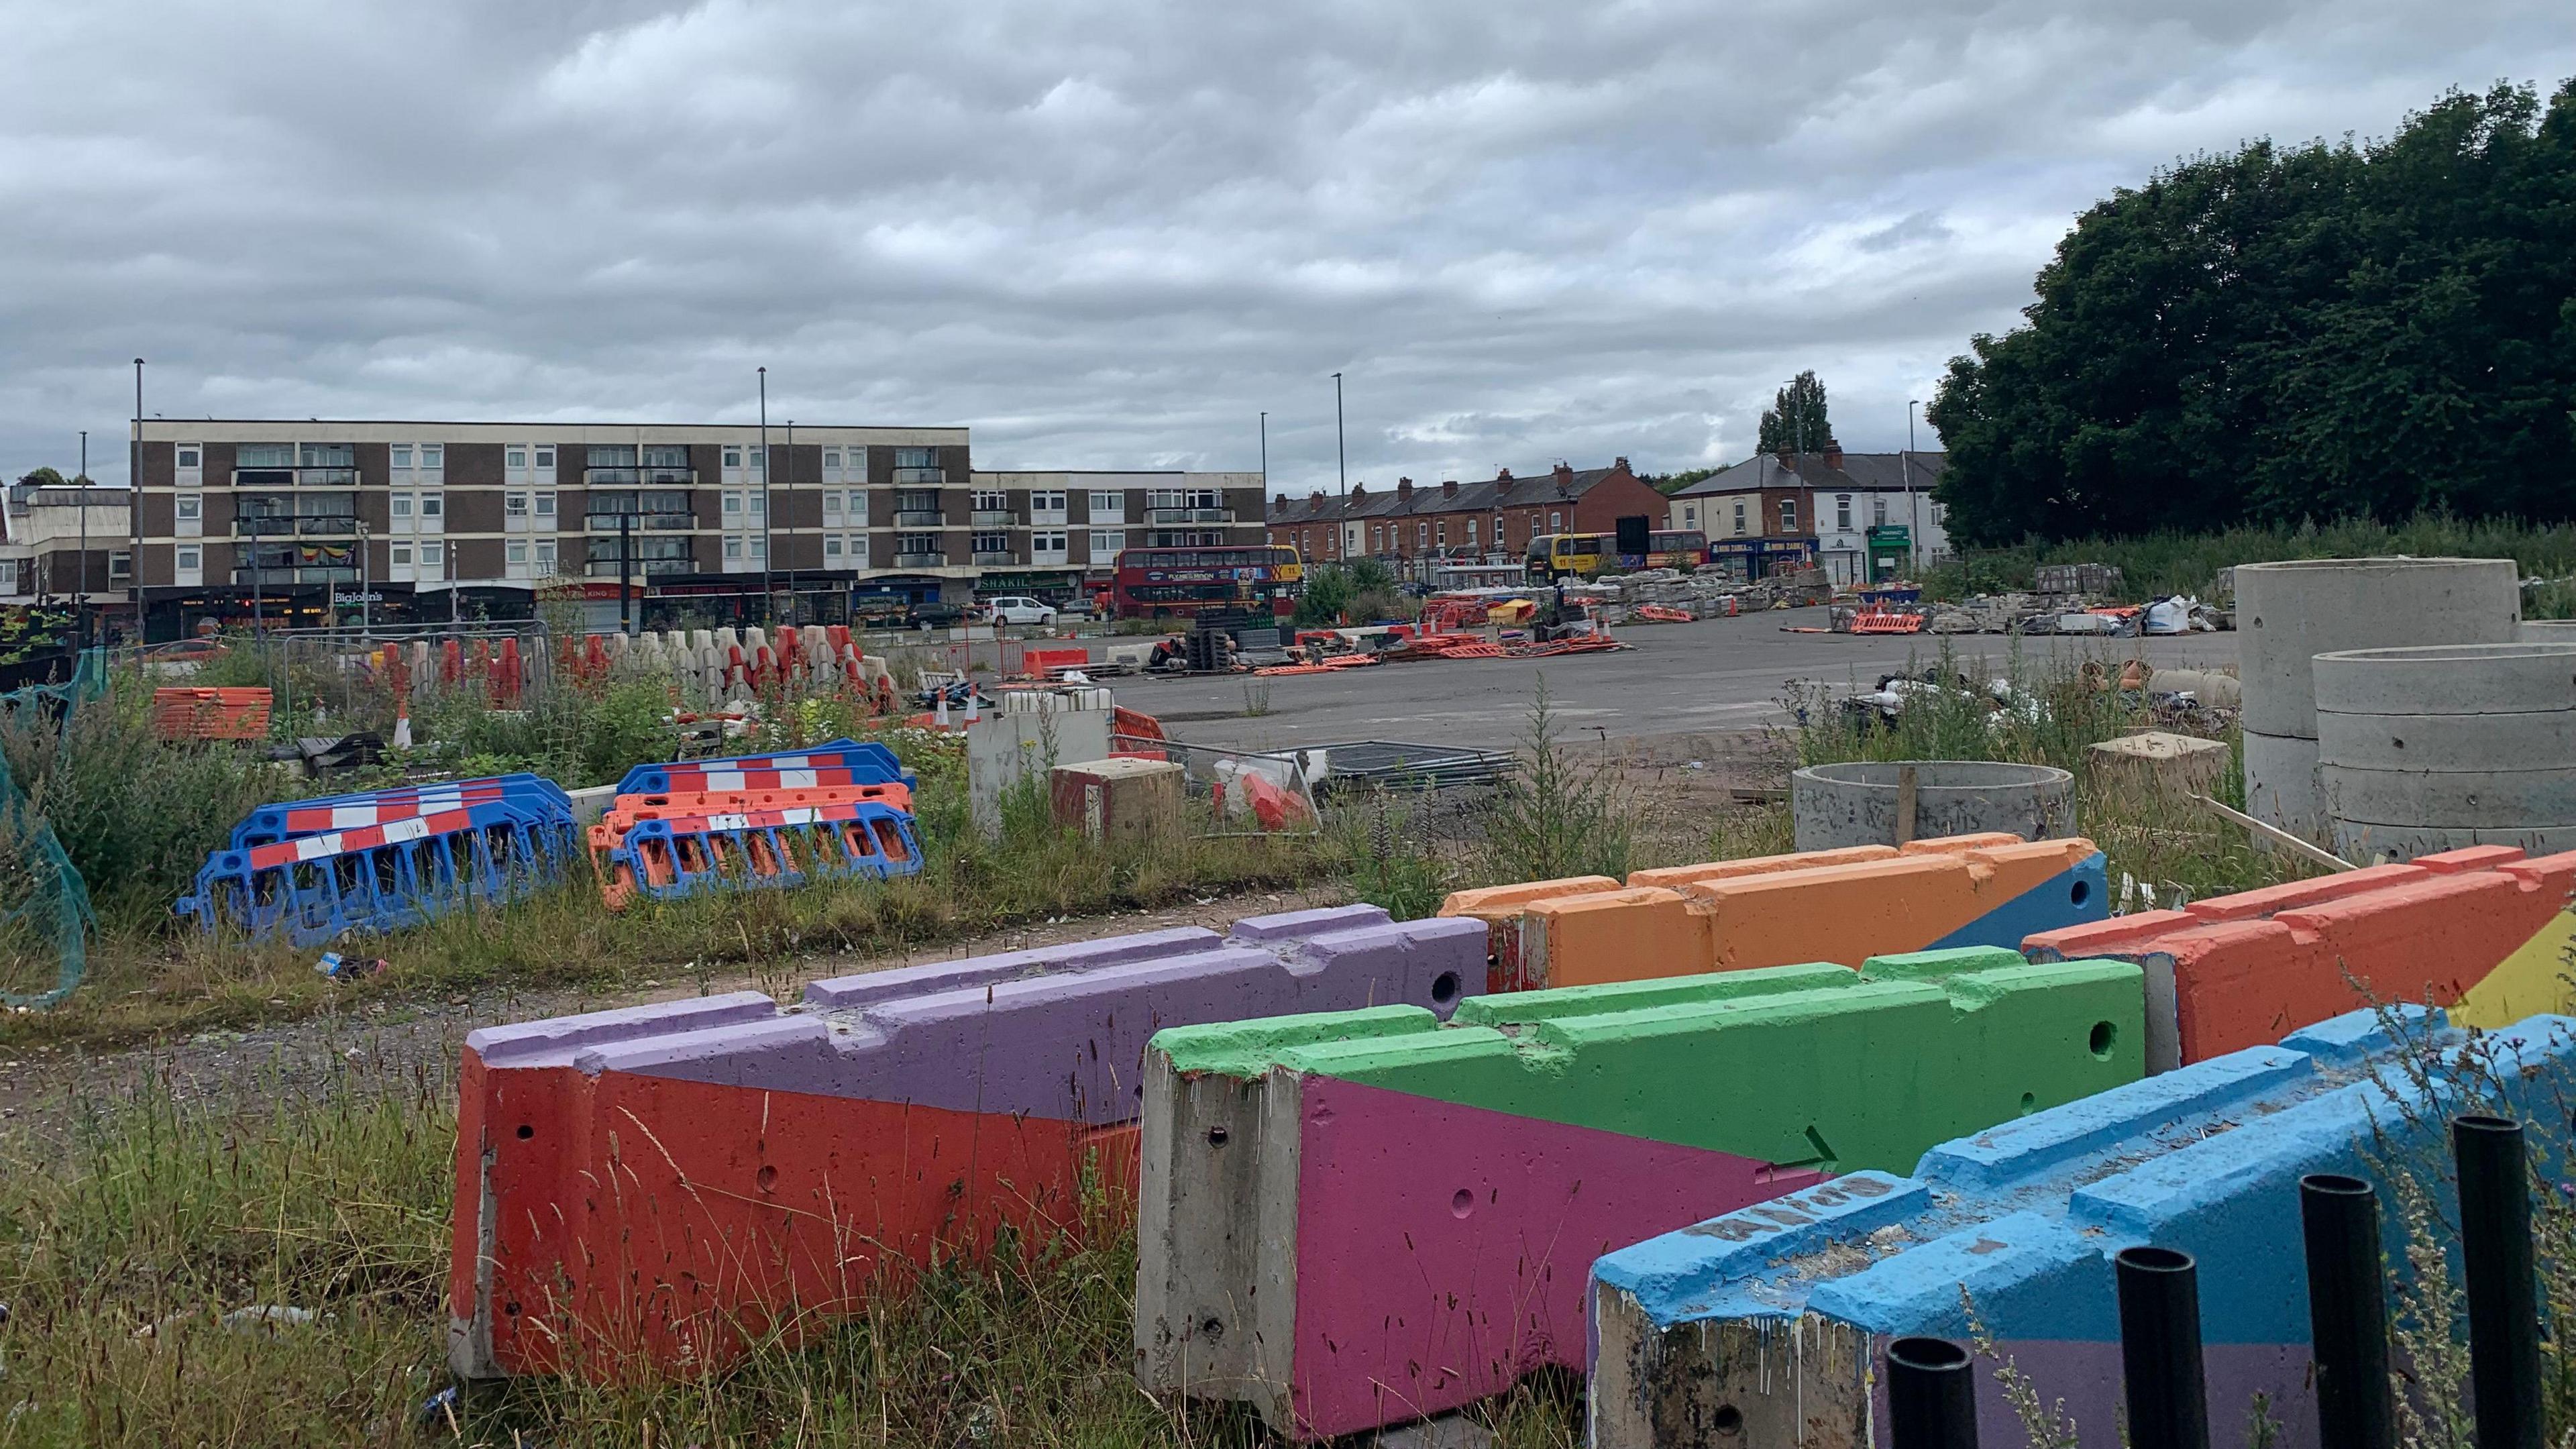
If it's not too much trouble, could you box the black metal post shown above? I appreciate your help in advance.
[619,510,634,635]
[2455,1115,2544,1449]
[2300,1173,2394,1449]
[1333,371,1345,498]
[1887,1336,1979,1449]
[2115,1245,2210,1449]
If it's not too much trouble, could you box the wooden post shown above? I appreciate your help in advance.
[1894,764,1919,845]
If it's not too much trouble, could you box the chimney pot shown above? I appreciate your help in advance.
[1496,467,1513,482]
[1613,456,1629,472]
[1397,478,1413,500]
[1442,479,1458,498]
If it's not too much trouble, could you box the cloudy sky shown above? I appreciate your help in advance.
[4,1,2569,494]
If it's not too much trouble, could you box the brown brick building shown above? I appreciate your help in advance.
[1267,458,1669,566]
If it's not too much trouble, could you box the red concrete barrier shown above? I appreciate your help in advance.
[2023,845,2576,1069]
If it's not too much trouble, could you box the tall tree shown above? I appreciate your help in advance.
[1757,371,1833,454]
[1931,78,2576,546]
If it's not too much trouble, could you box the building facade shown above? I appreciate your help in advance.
[1666,447,1950,584]
[2,480,132,613]
[963,470,1269,600]
[1266,459,1669,568]
[129,419,975,639]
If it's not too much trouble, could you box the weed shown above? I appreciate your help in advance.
[1478,677,1633,885]
[1239,680,1271,718]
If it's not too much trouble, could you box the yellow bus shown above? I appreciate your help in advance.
[1525,533,1613,582]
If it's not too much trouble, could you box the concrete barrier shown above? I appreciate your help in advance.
[447,905,1485,1381]
[1587,1007,2576,1449]
[1132,946,2143,1440]
[1512,837,2103,990]
[1434,839,2025,991]
[1790,761,2075,849]
[2024,844,2576,1071]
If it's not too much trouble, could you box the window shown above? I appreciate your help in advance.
[418,444,443,480]
[822,490,843,523]
[1835,495,1852,531]
[108,551,131,580]
[237,443,294,468]
[534,491,556,527]
[0,560,17,594]
[419,494,443,529]
[1029,490,1067,521]
[845,490,867,527]
[822,447,843,474]
[506,539,528,564]
[390,445,411,469]
[1527,511,1541,538]
[506,447,529,476]
[896,532,942,559]
[747,534,765,560]
[724,535,744,560]
[1779,498,1798,532]
[722,490,743,519]
[390,493,413,523]
[534,447,555,482]
[1435,521,1448,546]
[973,489,1009,513]
[176,494,202,537]
[1032,530,1069,560]
[1089,489,1124,519]
[419,541,443,580]
[1371,525,1383,551]
[388,543,413,582]
[1872,495,1888,526]
[823,534,844,562]
[972,531,1010,555]
[1549,511,1562,531]
[176,445,202,470]
[895,447,935,470]
[1091,528,1124,559]
[1733,500,1747,536]
[175,545,202,585]
[299,443,353,468]
[504,491,529,529]
[845,535,868,569]
[176,445,202,487]
[535,539,557,574]
[1465,519,1477,545]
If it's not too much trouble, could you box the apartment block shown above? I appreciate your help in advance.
[963,470,1269,598]
[130,421,973,639]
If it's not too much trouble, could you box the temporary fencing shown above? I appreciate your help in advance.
[447,904,1486,1381]
[584,743,922,908]
[1136,945,2145,1440]
[176,775,579,947]
[0,649,105,1008]
[1585,1006,2576,1448]
[150,686,272,740]
[612,738,913,796]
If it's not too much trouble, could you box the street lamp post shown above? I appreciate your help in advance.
[1332,373,1346,498]
[1260,411,1267,483]
[131,358,142,645]
[784,419,795,627]
[356,519,372,635]
[757,367,771,629]
[76,430,89,649]
[1905,400,1922,576]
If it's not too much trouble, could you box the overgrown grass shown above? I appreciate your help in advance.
[1927,513,2576,611]
[1,727,1324,1049]
[0,1064,1580,1448]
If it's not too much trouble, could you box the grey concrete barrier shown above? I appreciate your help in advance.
[1790,761,2073,850]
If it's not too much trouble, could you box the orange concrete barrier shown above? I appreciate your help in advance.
[2023,845,2576,1069]
[1437,836,2106,992]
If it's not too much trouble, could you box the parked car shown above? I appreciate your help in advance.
[982,596,1060,628]
[905,601,972,632]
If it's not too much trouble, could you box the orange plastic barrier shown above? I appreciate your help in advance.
[1022,647,1089,675]
[151,686,272,741]
[2024,845,2576,1070]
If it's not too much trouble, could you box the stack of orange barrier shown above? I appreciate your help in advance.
[1440,834,2106,992]
[586,781,916,910]
[150,686,272,741]
[2023,844,2576,1070]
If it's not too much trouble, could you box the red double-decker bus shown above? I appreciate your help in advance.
[1106,546,1302,620]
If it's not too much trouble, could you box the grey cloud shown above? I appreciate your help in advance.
[2,0,2569,488]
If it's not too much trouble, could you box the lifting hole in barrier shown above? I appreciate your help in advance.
[1431,970,1460,1005]
[2019,1091,2037,1115]
[1450,1188,1474,1219]
[1206,1124,1228,1148]
[1200,1317,1224,1342]
[1711,1405,1743,1436]
[755,1165,778,1192]
[2089,1020,2116,1058]
[515,1124,533,1140]
[2070,877,2091,906]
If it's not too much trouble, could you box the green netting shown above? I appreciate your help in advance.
[0,649,103,1009]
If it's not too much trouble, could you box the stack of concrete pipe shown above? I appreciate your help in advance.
[2236,558,2520,842]
[2314,641,2576,859]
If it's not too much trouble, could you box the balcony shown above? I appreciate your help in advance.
[894,510,944,529]
[891,551,947,570]
[584,466,696,486]
[297,515,360,535]
[233,517,297,537]
[970,509,1014,528]
[584,511,697,531]
[231,466,359,488]
[972,549,1014,566]
[892,467,945,487]
[1146,506,1234,525]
